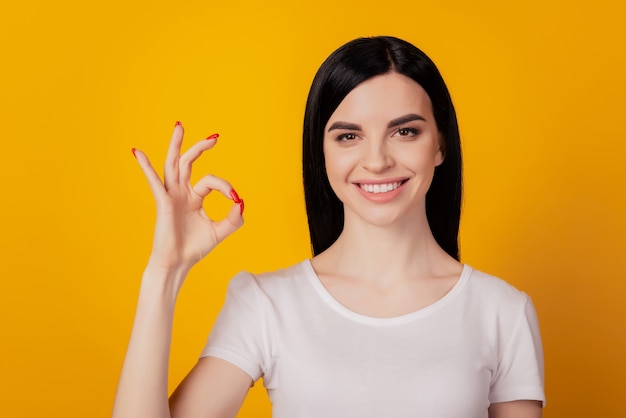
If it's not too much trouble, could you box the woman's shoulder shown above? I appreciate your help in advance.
[462,266,541,342]
[226,260,314,296]
[464,265,533,307]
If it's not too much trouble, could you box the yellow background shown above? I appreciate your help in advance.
[1,0,624,416]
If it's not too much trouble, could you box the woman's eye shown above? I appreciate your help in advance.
[396,127,419,137]
[337,132,358,141]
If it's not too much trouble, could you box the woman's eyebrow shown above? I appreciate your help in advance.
[327,122,362,132]
[387,113,426,128]
[327,114,425,132]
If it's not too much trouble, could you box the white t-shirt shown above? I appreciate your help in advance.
[202,261,545,418]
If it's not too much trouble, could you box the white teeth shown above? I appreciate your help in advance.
[359,182,402,193]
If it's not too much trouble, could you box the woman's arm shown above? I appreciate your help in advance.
[488,400,542,418]
[112,123,246,418]
[169,357,252,417]
[112,265,184,418]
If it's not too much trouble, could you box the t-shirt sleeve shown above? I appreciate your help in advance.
[489,294,546,405]
[200,272,271,382]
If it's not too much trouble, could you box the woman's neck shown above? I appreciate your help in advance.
[314,210,460,286]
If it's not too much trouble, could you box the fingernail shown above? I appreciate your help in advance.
[175,121,182,127]
[206,133,219,140]
[239,199,245,215]
[230,189,241,203]
[131,148,137,158]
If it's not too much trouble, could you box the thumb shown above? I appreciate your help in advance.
[214,199,244,243]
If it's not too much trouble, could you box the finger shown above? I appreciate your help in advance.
[192,174,244,241]
[132,148,167,202]
[213,199,244,243]
[191,174,234,199]
[179,135,219,184]
[164,121,184,191]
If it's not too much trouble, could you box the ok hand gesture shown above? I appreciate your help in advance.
[132,122,244,285]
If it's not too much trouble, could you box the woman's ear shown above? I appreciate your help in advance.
[435,133,446,166]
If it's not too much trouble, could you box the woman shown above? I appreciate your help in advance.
[113,36,545,417]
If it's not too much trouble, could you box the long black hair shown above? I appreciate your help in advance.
[303,36,463,260]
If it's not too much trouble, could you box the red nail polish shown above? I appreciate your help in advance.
[230,189,241,203]
[239,199,245,215]
[131,148,137,158]
[175,121,182,127]
[206,133,219,140]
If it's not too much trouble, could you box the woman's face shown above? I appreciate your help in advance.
[323,72,443,227]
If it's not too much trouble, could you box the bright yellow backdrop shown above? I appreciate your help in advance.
[1,0,624,416]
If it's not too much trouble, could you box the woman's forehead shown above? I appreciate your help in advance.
[327,73,433,126]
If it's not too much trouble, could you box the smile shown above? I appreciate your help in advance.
[359,181,404,194]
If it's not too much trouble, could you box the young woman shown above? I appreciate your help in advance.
[113,36,545,418]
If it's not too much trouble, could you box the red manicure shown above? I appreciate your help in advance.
[206,133,219,140]
[131,148,137,158]
[239,199,245,215]
[175,121,182,127]
[230,189,241,203]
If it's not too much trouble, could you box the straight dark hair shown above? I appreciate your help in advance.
[303,36,463,260]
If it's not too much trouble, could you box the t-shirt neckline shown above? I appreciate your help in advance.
[302,259,472,326]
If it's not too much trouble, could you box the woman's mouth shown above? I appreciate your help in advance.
[358,180,406,194]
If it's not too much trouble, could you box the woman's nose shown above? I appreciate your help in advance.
[361,140,394,173]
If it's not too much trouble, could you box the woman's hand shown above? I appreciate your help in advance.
[132,122,244,280]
